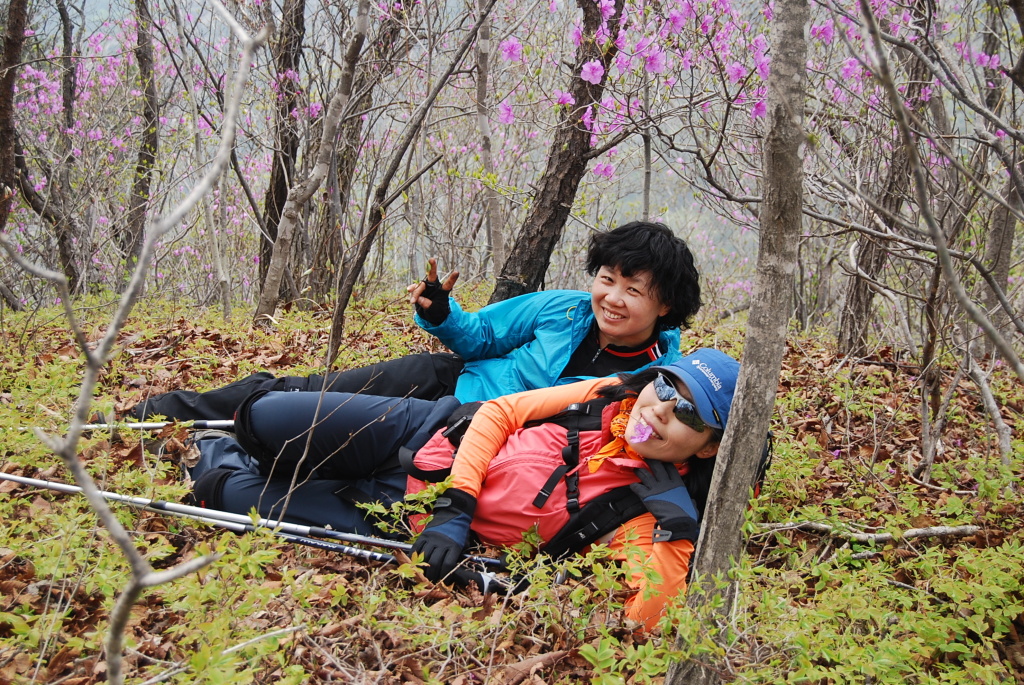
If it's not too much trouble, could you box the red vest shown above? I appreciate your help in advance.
[408,401,649,546]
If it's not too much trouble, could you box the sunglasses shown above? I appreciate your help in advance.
[654,373,707,432]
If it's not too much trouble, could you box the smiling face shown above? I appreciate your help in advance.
[624,376,720,463]
[590,266,671,348]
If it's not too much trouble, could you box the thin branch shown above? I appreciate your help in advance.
[761,521,982,544]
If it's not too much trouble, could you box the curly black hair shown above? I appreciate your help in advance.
[586,221,702,331]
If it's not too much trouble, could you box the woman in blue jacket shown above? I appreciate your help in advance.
[125,221,703,419]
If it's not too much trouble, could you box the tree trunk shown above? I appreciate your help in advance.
[0,0,28,238]
[836,22,931,359]
[254,0,370,324]
[326,0,500,359]
[981,168,1019,353]
[488,0,626,304]
[258,0,305,292]
[308,13,406,303]
[170,3,232,318]
[475,0,505,272]
[120,0,159,272]
[665,0,807,681]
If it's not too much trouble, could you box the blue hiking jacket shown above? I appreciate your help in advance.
[415,290,683,402]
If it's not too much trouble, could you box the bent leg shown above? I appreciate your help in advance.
[125,353,464,422]
[126,372,278,422]
[191,435,407,536]
[235,391,460,481]
[314,352,464,400]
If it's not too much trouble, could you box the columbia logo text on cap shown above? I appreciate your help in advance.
[691,358,723,391]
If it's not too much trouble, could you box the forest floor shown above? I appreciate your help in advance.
[1,294,1022,684]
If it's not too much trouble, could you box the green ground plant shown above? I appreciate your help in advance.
[1,298,1021,683]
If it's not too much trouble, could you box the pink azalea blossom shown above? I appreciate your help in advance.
[500,37,523,62]
[570,25,583,47]
[580,60,604,84]
[680,49,693,70]
[754,53,770,80]
[841,57,860,80]
[751,100,766,118]
[645,47,667,73]
[553,90,575,106]
[498,101,515,124]
[592,162,615,178]
[725,62,746,83]
[810,21,834,44]
[667,9,687,33]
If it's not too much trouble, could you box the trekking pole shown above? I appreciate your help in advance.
[0,472,502,567]
[12,420,236,432]
[81,420,236,432]
[180,509,401,564]
[150,508,508,592]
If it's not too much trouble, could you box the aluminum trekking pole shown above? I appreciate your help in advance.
[180,517,507,593]
[12,420,237,432]
[178,509,401,564]
[0,472,502,567]
[80,420,236,432]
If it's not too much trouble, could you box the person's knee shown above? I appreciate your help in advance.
[233,389,279,473]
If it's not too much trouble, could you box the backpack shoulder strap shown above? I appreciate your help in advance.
[541,486,647,560]
[528,397,615,512]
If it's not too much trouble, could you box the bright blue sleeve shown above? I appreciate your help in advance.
[415,291,586,362]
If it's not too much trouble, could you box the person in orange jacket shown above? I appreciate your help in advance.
[191,348,740,631]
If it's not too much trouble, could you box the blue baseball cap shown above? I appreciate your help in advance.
[653,348,740,430]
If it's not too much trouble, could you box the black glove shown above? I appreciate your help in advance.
[415,278,451,325]
[630,460,700,542]
[412,488,476,581]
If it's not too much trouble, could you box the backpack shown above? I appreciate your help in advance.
[404,397,775,561]
[404,397,652,558]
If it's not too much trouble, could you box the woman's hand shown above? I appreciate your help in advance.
[630,460,700,542]
[411,487,476,581]
[407,258,460,325]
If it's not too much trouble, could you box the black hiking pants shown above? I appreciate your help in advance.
[126,352,464,422]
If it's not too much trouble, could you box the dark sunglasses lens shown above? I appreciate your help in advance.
[654,374,676,401]
[655,374,707,432]
[673,399,706,432]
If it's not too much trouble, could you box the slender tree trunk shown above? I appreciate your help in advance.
[489,0,626,303]
[836,24,931,359]
[981,170,1019,350]
[254,0,370,324]
[258,0,305,292]
[326,0,500,359]
[642,78,652,220]
[476,0,505,271]
[171,3,232,318]
[308,11,408,303]
[665,0,807,681]
[120,0,159,273]
[0,0,28,239]
[41,0,85,292]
